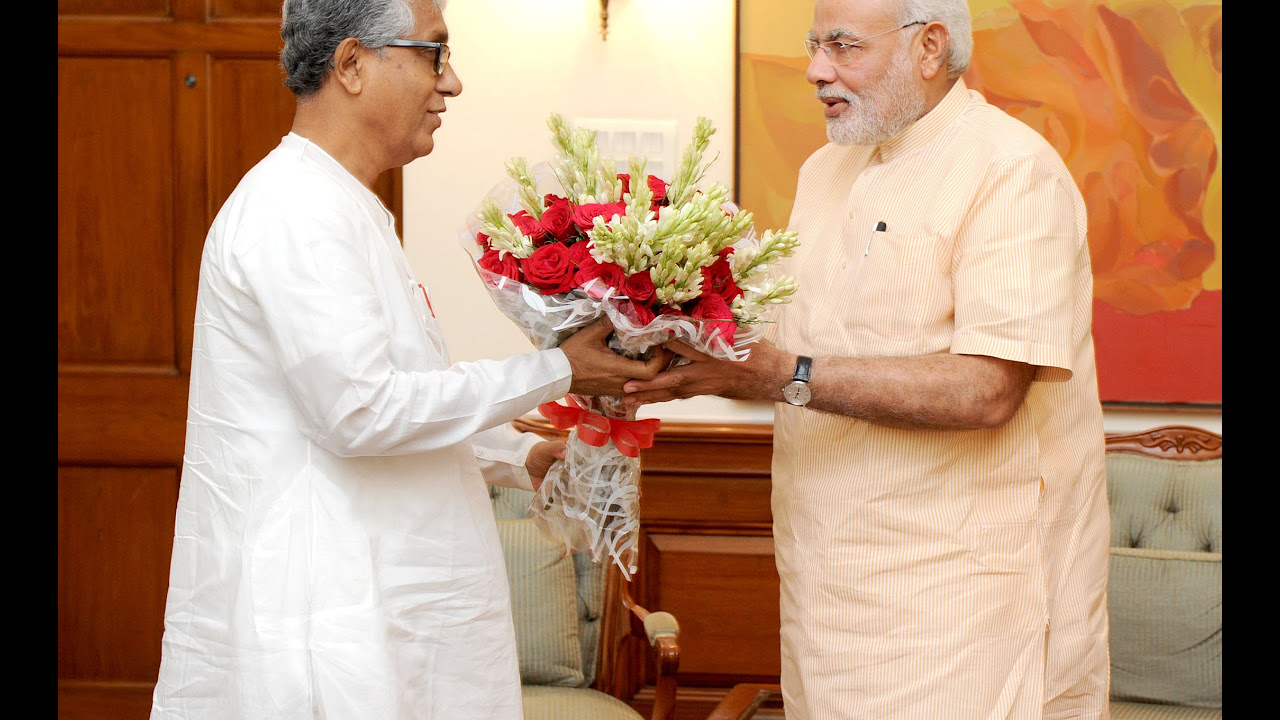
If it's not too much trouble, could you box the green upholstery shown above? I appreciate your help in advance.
[1105,447,1222,717]
[1106,454,1221,554]
[496,518,584,686]
[491,485,641,718]
[520,685,646,720]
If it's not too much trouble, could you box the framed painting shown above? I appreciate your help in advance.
[735,0,1221,407]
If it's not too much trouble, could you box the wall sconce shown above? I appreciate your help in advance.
[599,0,610,40]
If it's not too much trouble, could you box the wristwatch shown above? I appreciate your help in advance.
[782,355,813,406]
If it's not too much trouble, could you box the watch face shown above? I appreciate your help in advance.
[783,381,811,406]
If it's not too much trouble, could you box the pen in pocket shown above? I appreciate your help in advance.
[864,221,887,256]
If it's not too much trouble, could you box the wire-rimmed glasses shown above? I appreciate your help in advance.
[803,21,927,65]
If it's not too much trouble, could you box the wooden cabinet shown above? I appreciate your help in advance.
[633,422,781,720]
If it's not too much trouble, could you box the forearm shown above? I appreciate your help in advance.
[805,352,1035,430]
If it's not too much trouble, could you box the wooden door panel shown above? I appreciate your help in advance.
[209,58,297,216]
[58,374,189,465]
[58,0,170,17]
[58,57,176,367]
[58,466,180,680]
[644,532,782,681]
[211,0,282,19]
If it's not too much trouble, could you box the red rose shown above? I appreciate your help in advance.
[567,241,595,266]
[623,300,656,327]
[700,256,743,303]
[509,210,548,244]
[572,202,627,232]
[519,243,577,294]
[621,271,656,304]
[477,248,522,283]
[476,231,490,248]
[647,175,668,203]
[540,196,576,241]
[689,294,737,346]
[617,173,631,195]
[575,259,627,298]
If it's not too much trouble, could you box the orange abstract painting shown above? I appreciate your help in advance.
[736,0,1221,405]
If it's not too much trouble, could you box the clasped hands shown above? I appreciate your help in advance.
[558,316,790,406]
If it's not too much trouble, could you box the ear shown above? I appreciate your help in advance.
[917,21,950,81]
[330,37,365,94]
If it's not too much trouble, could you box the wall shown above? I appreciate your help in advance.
[402,0,1221,436]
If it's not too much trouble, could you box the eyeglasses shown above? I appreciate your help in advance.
[803,21,926,65]
[384,39,451,75]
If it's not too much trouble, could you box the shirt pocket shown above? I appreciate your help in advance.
[837,230,952,353]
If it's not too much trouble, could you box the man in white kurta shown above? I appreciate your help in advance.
[623,0,1110,717]
[150,2,664,718]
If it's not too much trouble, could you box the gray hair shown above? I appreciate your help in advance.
[895,0,972,77]
[280,0,444,97]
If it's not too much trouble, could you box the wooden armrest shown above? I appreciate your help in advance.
[706,684,784,720]
[618,578,680,720]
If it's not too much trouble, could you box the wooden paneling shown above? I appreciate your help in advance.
[58,0,170,17]
[58,467,179,680]
[613,421,783,719]
[209,58,298,215]
[644,533,782,681]
[57,373,190,466]
[58,57,176,367]
[210,0,283,19]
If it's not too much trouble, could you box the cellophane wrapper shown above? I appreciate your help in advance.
[457,165,767,580]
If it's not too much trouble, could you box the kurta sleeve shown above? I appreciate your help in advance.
[470,422,544,492]
[229,182,573,458]
[950,153,1081,382]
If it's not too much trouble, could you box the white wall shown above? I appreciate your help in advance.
[401,0,1221,436]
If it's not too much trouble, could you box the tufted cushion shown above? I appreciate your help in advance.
[1106,453,1221,553]
[1105,450,1222,711]
[497,518,585,686]
[521,685,644,720]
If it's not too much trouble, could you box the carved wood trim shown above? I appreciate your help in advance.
[1105,424,1222,460]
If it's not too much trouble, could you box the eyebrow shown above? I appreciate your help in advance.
[807,27,861,43]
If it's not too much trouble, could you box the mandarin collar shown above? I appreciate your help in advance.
[871,77,972,165]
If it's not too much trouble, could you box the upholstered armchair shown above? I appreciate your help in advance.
[1105,425,1221,719]
[491,484,681,720]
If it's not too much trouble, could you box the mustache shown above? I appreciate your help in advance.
[817,87,856,103]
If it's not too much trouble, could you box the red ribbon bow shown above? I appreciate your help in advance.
[538,397,662,458]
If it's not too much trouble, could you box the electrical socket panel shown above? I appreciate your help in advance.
[573,118,678,183]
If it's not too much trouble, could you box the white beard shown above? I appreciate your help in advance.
[822,39,928,146]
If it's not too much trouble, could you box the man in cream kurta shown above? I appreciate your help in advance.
[623,0,1110,717]
[150,2,665,719]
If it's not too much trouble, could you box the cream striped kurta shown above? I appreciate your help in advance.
[768,78,1111,720]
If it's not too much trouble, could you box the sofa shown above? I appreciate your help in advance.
[1105,424,1222,719]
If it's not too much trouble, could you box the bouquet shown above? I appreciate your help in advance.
[457,113,799,580]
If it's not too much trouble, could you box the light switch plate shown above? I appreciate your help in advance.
[573,117,679,183]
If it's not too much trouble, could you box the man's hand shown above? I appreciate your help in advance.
[622,338,794,408]
[525,440,567,492]
[559,316,672,396]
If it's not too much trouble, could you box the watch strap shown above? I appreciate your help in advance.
[792,355,813,384]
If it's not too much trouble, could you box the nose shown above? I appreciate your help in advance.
[438,62,462,97]
[805,49,836,86]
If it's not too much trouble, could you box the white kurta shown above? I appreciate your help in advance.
[150,133,573,720]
